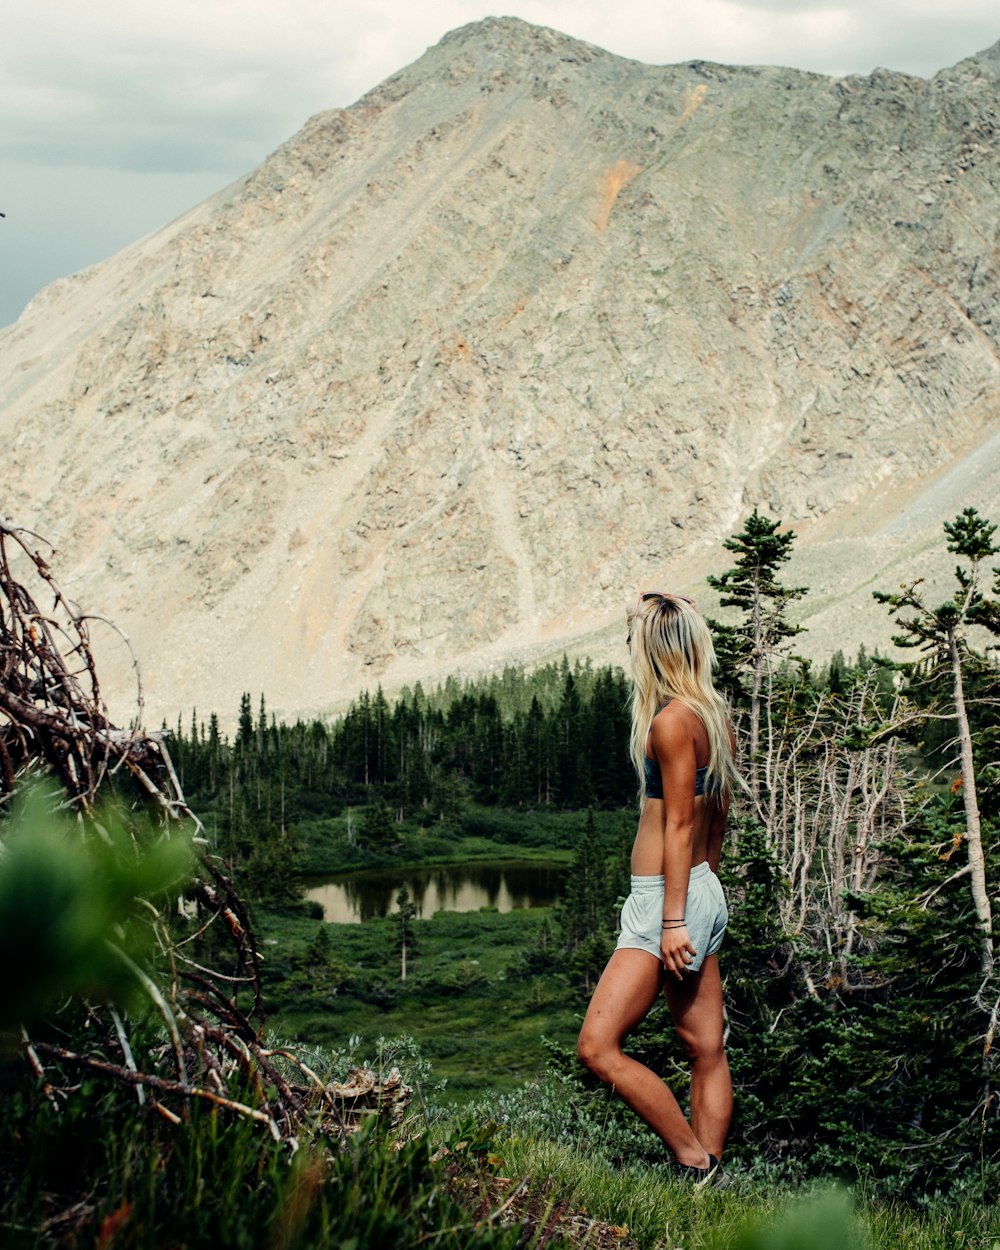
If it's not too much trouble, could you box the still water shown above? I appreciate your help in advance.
[305,861,566,924]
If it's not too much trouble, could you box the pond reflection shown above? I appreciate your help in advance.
[305,861,566,924]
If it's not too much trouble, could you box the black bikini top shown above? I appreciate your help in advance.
[643,698,714,798]
[643,754,710,799]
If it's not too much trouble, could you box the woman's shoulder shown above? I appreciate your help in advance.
[650,697,701,745]
[652,696,698,726]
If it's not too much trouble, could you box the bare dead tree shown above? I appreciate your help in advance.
[0,518,407,1146]
[752,671,910,994]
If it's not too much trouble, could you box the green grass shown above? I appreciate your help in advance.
[1,1079,572,1249]
[8,1071,994,1250]
[494,1135,1000,1250]
[291,803,629,875]
[257,904,582,1099]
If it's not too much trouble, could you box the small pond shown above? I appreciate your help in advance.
[305,860,567,924]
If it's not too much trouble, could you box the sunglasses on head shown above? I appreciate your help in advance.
[627,591,696,645]
[635,591,696,611]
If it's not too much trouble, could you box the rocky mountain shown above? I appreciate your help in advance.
[2,18,998,726]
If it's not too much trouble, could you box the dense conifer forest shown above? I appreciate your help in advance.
[171,656,635,824]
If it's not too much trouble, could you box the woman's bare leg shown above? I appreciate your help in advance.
[663,955,732,1159]
[578,949,711,1168]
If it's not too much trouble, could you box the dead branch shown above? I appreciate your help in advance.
[0,519,376,1152]
[31,1042,283,1134]
[752,673,915,991]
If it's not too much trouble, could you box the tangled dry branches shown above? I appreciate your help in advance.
[0,518,405,1147]
[0,518,148,808]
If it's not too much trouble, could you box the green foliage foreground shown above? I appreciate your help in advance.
[4,506,1000,1245]
[0,1084,546,1249]
[0,783,193,1028]
[4,1040,996,1250]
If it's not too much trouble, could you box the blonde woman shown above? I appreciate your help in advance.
[577,592,738,1186]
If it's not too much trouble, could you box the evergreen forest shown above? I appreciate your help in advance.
[2,508,999,1248]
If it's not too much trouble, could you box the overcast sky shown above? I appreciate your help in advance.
[1,1,997,327]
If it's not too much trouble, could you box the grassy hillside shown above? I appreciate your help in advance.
[259,904,578,1098]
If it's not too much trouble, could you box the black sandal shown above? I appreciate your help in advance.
[676,1153,723,1189]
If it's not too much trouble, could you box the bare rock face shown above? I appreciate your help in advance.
[2,18,998,723]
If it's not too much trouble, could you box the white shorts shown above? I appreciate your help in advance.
[615,862,728,973]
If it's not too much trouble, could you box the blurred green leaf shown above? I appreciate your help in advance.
[723,1190,865,1250]
[0,782,194,1026]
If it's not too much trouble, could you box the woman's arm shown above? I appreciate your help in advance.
[650,707,697,980]
[706,722,736,873]
[706,797,729,874]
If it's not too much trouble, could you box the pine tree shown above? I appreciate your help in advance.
[560,811,614,992]
[207,712,221,790]
[554,671,592,806]
[875,507,1000,981]
[395,883,418,981]
[499,710,529,807]
[428,768,466,832]
[358,794,400,855]
[470,694,504,804]
[587,668,631,807]
[525,696,549,806]
[372,686,391,785]
[236,692,254,753]
[256,693,268,756]
[707,509,807,804]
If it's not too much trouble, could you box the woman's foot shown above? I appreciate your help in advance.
[675,1153,721,1188]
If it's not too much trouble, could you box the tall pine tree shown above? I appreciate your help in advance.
[875,507,1000,981]
[707,509,806,805]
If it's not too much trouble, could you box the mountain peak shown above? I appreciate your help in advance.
[437,14,604,58]
[969,35,1000,76]
[2,22,998,725]
[934,34,1000,80]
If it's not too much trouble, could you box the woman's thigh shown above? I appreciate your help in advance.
[662,954,725,1056]
[579,948,663,1048]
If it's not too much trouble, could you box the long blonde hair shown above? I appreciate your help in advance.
[626,593,738,803]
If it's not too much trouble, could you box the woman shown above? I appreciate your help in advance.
[577,591,738,1185]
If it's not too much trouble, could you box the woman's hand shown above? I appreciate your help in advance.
[660,923,697,980]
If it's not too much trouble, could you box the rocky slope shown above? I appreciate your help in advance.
[2,18,998,725]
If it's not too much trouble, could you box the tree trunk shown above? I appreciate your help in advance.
[749,577,764,808]
[949,625,994,981]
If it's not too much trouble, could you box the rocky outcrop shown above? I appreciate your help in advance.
[2,18,998,724]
